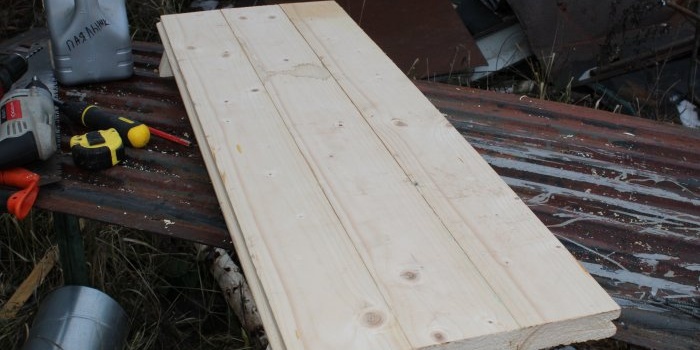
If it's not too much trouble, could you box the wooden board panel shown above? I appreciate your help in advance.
[221,5,519,348]
[159,12,411,349]
[159,2,619,349]
[280,0,620,331]
[156,22,284,348]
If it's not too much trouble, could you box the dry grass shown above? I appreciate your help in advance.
[0,212,60,347]
[127,0,191,42]
[0,0,44,39]
[0,210,246,350]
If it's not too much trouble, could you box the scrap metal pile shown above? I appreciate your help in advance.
[456,0,700,127]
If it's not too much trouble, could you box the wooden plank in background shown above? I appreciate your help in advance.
[0,246,58,319]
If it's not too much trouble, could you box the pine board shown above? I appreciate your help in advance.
[156,22,286,349]
[159,2,620,349]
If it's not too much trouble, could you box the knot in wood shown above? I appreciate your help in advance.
[361,311,385,328]
[400,269,420,281]
[431,330,447,343]
[392,118,407,127]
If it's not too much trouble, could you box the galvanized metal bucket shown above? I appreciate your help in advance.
[22,285,129,350]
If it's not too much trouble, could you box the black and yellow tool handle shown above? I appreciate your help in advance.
[59,101,150,148]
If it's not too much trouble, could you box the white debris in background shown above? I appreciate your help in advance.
[578,67,594,82]
[470,23,532,82]
[190,0,219,11]
[671,95,700,128]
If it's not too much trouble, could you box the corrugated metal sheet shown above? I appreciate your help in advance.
[43,47,231,246]
[1,32,232,247]
[419,81,699,296]
[4,31,698,347]
[417,81,700,348]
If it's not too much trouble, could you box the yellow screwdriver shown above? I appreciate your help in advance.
[55,100,151,148]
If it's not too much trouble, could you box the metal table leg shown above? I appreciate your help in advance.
[52,212,88,286]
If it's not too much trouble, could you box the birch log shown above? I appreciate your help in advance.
[196,244,269,349]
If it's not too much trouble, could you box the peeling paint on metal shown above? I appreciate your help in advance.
[582,262,699,297]
[483,156,700,206]
[417,81,700,320]
[503,177,700,237]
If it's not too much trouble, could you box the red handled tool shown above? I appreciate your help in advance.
[148,126,191,147]
[0,168,40,220]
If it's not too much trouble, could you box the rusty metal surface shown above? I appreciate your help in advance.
[265,0,487,78]
[419,81,699,293]
[416,80,700,347]
[0,31,230,247]
[40,40,231,247]
[507,0,695,88]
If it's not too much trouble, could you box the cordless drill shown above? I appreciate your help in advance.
[0,76,57,168]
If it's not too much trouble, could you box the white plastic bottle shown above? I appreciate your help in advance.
[45,0,134,85]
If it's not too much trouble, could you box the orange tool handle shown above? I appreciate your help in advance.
[0,168,40,220]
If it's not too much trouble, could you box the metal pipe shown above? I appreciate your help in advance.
[576,37,694,86]
[593,37,694,76]
[666,0,700,23]
[22,286,129,350]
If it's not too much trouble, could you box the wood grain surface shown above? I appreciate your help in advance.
[159,2,619,349]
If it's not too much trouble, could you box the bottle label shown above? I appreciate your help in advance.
[65,18,111,52]
[1,100,23,122]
